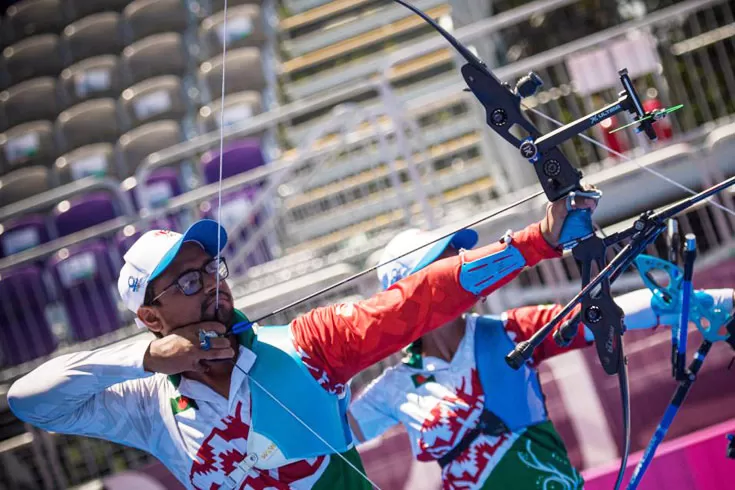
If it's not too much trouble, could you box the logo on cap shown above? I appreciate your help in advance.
[381,261,411,289]
[155,230,174,237]
[128,276,143,292]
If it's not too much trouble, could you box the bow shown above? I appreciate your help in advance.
[383,2,735,489]
[209,1,735,489]
[626,233,735,489]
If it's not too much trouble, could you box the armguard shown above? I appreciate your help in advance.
[459,231,526,295]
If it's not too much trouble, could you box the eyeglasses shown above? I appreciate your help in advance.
[150,257,229,303]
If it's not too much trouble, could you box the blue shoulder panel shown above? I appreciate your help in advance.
[474,315,547,430]
[249,325,352,460]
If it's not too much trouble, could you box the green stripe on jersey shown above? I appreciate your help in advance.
[313,448,373,490]
[480,422,584,489]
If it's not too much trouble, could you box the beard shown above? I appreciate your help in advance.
[200,291,235,326]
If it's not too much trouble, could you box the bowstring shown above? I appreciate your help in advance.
[526,106,735,218]
[215,0,229,310]
[213,2,381,487]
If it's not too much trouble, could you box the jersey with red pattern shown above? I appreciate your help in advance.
[8,224,559,489]
[350,306,589,490]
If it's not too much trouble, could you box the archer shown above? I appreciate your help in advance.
[7,196,592,490]
[348,228,735,489]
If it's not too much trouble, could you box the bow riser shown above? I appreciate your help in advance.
[461,64,583,201]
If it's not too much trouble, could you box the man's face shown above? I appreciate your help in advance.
[143,242,235,336]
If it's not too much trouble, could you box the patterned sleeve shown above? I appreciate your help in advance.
[348,372,400,442]
[291,223,560,393]
[503,304,589,364]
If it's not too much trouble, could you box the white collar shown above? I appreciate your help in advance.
[177,345,257,406]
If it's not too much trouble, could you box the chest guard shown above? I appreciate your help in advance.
[247,324,353,469]
[474,315,548,431]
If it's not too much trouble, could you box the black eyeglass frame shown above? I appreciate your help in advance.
[149,256,229,304]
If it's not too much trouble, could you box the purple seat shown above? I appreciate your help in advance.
[0,214,49,259]
[54,192,118,237]
[51,193,122,340]
[0,265,57,365]
[200,140,271,272]
[124,168,182,211]
[48,241,120,341]
[199,138,265,184]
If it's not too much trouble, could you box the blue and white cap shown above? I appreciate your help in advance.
[376,227,479,290]
[117,219,228,327]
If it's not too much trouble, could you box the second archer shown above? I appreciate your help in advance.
[348,227,735,490]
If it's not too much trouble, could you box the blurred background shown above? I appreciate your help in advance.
[0,0,734,488]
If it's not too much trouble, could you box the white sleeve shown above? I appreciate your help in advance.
[349,373,400,443]
[584,288,735,341]
[7,338,158,452]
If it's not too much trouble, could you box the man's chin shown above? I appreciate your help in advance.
[202,303,234,325]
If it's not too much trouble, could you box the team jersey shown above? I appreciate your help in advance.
[348,288,735,490]
[8,223,559,490]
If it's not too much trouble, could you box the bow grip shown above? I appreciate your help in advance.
[559,190,602,249]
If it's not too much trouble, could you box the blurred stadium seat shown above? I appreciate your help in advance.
[62,0,133,21]
[55,98,122,153]
[0,165,50,206]
[123,0,190,43]
[198,4,266,58]
[0,264,58,365]
[61,12,125,64]
[0,120,57,171]
[0,77,61,129]
[59,55,124,106]
[50,192,125,340]
[197,90,262,133]
[0,213,49,259]
[2,34,64,84]
[4,0,66,44]
[120,75,188,128]
[48,240,121,341]
[198,47,265,101]
[122,32,188,85]
[54,142,118,183]
[115,119,183,178]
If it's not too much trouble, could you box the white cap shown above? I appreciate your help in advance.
[376,228,478,290]
[117,219,228,327]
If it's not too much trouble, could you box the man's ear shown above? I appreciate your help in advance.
[137,306,164,335]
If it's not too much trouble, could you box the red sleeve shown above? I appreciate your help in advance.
[504,303,591,364]
[291,223,561,393]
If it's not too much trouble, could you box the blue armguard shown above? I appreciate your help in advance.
[459,236,526,295]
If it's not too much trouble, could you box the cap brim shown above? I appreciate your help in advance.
[149,219,228,280]
[411,228,478,273]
